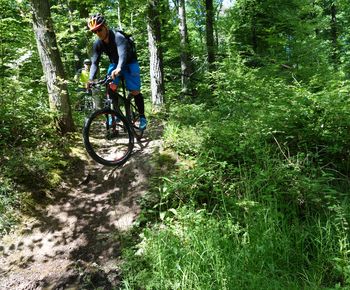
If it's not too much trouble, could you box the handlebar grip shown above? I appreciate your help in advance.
[89,76,113,87]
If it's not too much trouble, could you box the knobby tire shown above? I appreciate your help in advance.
[83,108,134,166]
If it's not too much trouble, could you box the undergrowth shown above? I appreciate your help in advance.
[121,62,350,289]
[0,79,74,235]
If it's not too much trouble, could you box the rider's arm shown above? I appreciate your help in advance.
[115,32,128,71]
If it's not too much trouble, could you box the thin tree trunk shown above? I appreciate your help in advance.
[252,17,257,53]
[147,0,165,108]
[215,0,223,49]
[205,0,215,71]
[68,4,80,72]
[30,0,74,134]
[330,3,338,67]
[178,0,193,94]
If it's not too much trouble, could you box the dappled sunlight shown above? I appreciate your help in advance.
[0,130,162,288]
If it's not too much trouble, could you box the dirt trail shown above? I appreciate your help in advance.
[0,130,162,289]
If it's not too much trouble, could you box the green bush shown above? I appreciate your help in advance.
[123,63,350,289]
[0,178,21,234]
[0,76,71,234]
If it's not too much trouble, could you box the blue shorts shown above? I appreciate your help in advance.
[107,61,141,91]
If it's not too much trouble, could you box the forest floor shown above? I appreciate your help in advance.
[0,122,164,289]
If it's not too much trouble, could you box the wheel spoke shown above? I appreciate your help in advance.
[83,109,134,166]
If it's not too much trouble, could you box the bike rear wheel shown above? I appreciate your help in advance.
[125,94,144,140]
[83,109,134,166]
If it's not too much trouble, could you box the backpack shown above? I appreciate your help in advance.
[115,29,137,60]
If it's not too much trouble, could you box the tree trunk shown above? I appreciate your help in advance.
[252,17,258,54]
[67,4,80,72]
[205,0,215,71]
[178,0,193,94]
[147,0,165,108]
[215,0,223,49]
[30,0,74,134]
[330,3,338,67]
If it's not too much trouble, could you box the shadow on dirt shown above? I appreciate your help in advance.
[0,124,163,289]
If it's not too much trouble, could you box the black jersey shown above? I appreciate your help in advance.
[89,29,137,80]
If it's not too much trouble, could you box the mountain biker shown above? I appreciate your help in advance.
[75,58,102,110]
[75,59,92,90]
[87,13,147,130]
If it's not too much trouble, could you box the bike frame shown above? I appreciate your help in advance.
[99,76,143,140]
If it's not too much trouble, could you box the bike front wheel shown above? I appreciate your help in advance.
[83,109,134,166]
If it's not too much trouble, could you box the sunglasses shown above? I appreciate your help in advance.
[92,27,103,33]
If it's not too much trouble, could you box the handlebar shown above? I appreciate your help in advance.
[89,75,113,88]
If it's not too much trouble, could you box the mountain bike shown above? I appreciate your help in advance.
[82,76,144,166]
[76,88,95,113]
[76,87,103,114]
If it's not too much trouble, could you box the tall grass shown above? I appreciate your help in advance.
[121,63,350,289]
[123,162,349,289]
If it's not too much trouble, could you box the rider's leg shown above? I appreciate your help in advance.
[123,61,147,130]
[130,90,147,130]
[130,90,145,117]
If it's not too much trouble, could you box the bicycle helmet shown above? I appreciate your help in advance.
[84,59,92,65]
[87,13,106,31]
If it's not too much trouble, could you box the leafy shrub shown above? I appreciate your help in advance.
[125,62,350,289]
[0,75,71,233]
[0,178,21,234]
